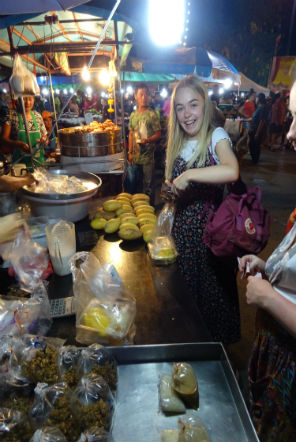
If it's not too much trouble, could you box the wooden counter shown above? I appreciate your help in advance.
[45,216,211,345]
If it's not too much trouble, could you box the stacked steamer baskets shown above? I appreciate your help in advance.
[58,120,123,174]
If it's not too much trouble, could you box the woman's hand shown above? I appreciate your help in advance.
[239,254,266,278]
[246,276,274,308]
[0,213,25,244]
[171,171,190,196]
[19,141,30,152]
[38,135,48,146]
[160,180,175,201]
[128,152,133,163]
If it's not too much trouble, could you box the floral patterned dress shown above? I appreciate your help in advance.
[171,150,240,345]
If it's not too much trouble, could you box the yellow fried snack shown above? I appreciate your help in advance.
[118,228,142,240]
[91,218,107,230]
[104,218,121,233]
[103,200,122,212]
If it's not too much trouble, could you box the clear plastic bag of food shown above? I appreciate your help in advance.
[0,284,52,337]
[0,407,34,441]
[71,372,114,434]
[30,382,80,442]
[70,252,136,345]
[20,335,65,385]
[30,426,68,442]
[0,229,49,292]
[78,345,118,394]
[9,53,40,98]
[58,346,82,389]
[178,414,211,442]
[77,427,111,442]
[148,203,178,265]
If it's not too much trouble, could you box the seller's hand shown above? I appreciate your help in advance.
[128,152,133,163]
[0,174,36,192]
[140,138,149,145]
[0,213,25,244]
[239,254,266,278]
[171,171,190,196]
[37,135,48,146]
[19,141,30,152]
[246,276,274,308]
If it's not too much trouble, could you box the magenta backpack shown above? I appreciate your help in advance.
[203,179,270,257]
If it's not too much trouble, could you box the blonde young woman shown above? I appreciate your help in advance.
[164,75,240,344]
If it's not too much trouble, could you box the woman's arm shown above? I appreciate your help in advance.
[246,276,296,338]
[172,138,239,193]
[1,122,29,152]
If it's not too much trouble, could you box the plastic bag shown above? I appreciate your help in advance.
[0,284,51,337]
[70,252,136,345]
[0,229,49,292]
[20,335,65,385]
[0,407,34,441]
[9,53,40,98]
[77,427,111,442]
[58,346,82,389]
[30,382,81,442]
[30,426,68,442]
[77,345,118,394]
[71,372,114,433]
[148,202,178,265]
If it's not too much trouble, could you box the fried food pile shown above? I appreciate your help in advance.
[60,119,120,135]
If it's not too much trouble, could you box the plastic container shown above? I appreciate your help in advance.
[147,236,178,266]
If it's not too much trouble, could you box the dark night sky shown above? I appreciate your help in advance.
[126,0,296,83]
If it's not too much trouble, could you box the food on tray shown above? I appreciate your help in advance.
[90,192,156,241]
[161,415,210,442]
[159,374,186,414]
[104,218,121,234]
[103,199,122,212]
[59,119,119,134]
[172,362,199,409]
[21,344,59,384]
[91,217,107,230]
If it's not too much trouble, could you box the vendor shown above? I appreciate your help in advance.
[1,96,47,170]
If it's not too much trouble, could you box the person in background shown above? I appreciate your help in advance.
[128,83,161,198]
[163,74,240,345]
[69,96,79,114]
[54,93,61,115]
[239,78,296,442]
[210,83,220,105]
[1,96,47,170]
[248,93,268,164]
[42,110,56,156]
[239,90,256,119]
[269,90,287,150]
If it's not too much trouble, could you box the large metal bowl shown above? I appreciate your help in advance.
[58,128,122,157]
[20,169,102,222]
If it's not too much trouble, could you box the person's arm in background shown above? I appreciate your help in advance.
[1,122,30,152]
[128,129,134,163]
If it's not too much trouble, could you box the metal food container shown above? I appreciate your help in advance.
[58,128,122,157]
[20,169,102,222]
[108,343,259,442]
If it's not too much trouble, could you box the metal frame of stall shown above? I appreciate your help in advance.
[4,0,130,185]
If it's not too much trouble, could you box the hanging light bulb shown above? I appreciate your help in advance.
[98,68,111,86]
[81,65,90,82]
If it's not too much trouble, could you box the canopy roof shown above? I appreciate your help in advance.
[239,72,269,94]
[0,7,133,75]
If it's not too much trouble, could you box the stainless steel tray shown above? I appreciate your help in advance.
[107,343,259,442]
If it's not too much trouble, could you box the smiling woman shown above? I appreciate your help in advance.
[163,74,240,345]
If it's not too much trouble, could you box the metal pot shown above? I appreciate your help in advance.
[20,169,102,222]
[58,128,122,157]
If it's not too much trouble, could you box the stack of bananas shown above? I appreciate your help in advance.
[90,193,157,242]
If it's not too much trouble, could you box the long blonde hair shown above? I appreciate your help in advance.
[165,75,214,180]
